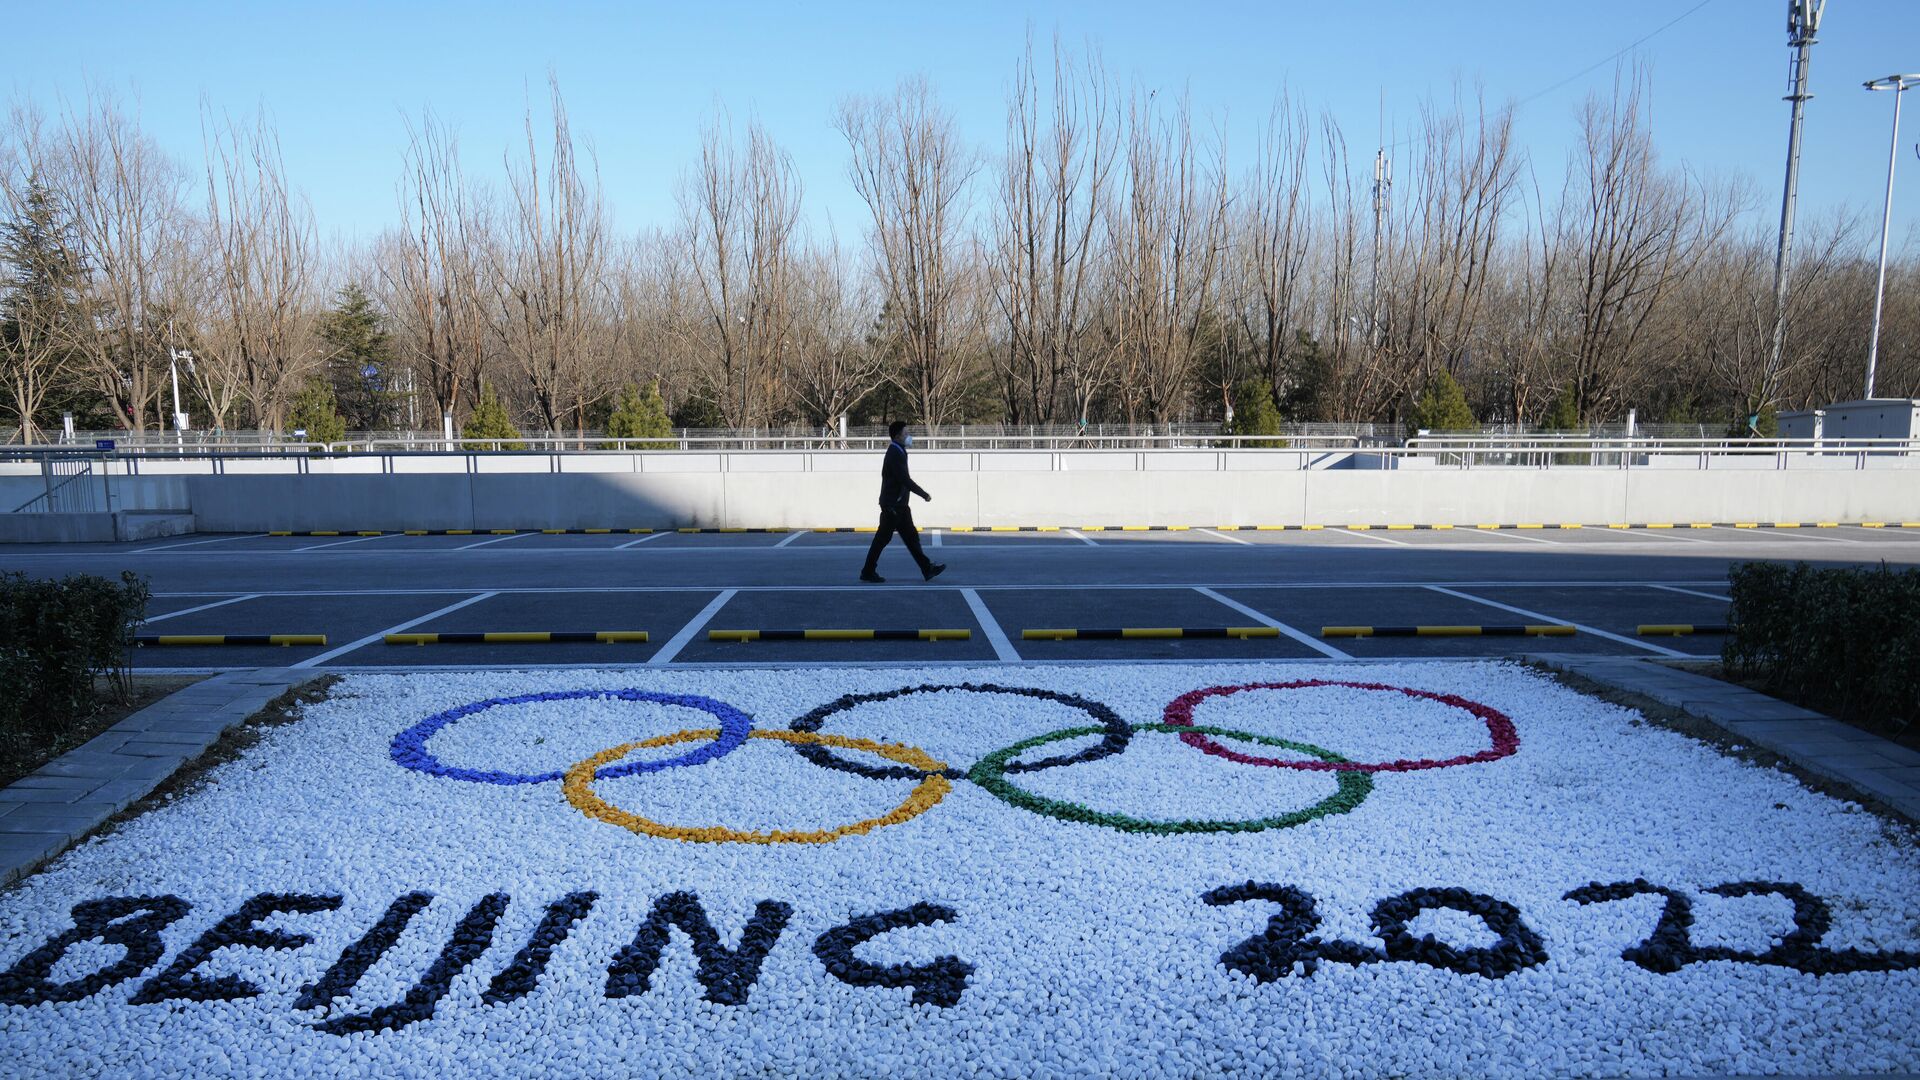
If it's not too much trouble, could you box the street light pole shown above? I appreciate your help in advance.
[1864,74,1920,400]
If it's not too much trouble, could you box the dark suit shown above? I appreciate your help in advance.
[862,441,933,574]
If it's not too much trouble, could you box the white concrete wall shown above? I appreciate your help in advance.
[5,451,1915,531]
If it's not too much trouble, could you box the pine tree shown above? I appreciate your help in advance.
[286,379,347,446]
[318,283,399,430]
[461,384,525,450]
[1226,377,1287,448]
[0,178,90,443]
[1542,389,1581,431]
[603,382,673,447]
[1407,370,1478,434]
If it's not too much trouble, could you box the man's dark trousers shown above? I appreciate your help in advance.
[861,504,934,576]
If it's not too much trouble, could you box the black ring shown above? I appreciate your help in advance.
[788,683,1132,781]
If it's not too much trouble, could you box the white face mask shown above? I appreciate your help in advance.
[903,434,913,448]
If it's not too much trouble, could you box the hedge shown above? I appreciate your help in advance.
[1724,562,1920,734]
[0,571,150,748]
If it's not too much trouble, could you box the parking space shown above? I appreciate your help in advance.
[130,592,460,668]
[1216,585,1644,658]
[350,589,718,666]
[673,587,998,664]
[981,587,1324,661]
[1460,585,1731,657]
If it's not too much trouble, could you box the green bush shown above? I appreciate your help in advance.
[1225,378,1288,448]
[286,379,348,448]
[1406,370,1478,434]
[461,385,525,450]
[602,382,674,449]
[1724,562,1920,734]
[0,571,149,748]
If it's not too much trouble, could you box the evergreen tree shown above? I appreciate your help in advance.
[286,379,347,446]
[1541,389,1581,431]
[1226,377,1287,448]
[0,178,90,443]
[461,383,525,450]
[1407,370,1478,434]
[317,283,399,430]
[603,382,673,447]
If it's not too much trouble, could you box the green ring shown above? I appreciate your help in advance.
[966,723,1373,835]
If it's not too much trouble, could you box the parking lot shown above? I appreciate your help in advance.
[5,523,1916,670]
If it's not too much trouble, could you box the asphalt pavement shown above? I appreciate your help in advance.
[4,524,1916,671]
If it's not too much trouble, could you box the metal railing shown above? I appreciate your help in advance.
[8,453,110,513]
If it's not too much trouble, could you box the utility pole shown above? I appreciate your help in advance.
[1765,0,1823,406]
[1371,147,1390,355]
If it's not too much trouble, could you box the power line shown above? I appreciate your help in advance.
[1515,0,1721,108]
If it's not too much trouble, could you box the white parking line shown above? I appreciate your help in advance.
[931,529,943,548]
[295,533,395,552]
[1193,586,1352,659]
[1066,529,1100,547]
[1650,584,1732,602]
[1334,528,1412,546]
[141,594,261,624]
[774,531,805,548]
[456,532,537,551]
[1713,526,1858,545]
[648,589,736,665]
[1467,529,1562,547]
[295,591,498,668]
[131,533,269,554]
[1200,528,1254,546]
[615,532,671,550]
[961,588,1018,662]
[1619,528,1712,545]
[1423,584,1687,657]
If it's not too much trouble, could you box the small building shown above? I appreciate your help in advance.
[1779,399,1920,441]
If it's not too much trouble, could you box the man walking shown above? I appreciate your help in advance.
[860,421,946,583]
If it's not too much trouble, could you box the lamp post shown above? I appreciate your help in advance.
[1863,73,1920,400]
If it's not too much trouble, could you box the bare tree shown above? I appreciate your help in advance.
[0,106,88,443]
[1228,92,1314,415]
[380,110,489,426]
[200,109,324,431]
[53,92,190,432]
[1108,89,1228,425]
[838,78,980,424]
[990,36,1119,425]
[490,79,611,435]
[787,232,885,435]
[682,114,803,427]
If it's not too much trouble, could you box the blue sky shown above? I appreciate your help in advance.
[8,0,1919,251]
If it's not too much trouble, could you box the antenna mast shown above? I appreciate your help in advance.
[1766,0,1823,402]
[1371,92,1390,355]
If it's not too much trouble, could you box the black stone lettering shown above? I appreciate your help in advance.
[132,893,341,1004]
[294,891,434,1011]
[813,902,973,1008]
[1202,881,1377,981]
[312,893,510,1036]
[482,891,598,1006]
[0,896,191,1006]
[1370,887,1547,979]
[606,891,792,1006]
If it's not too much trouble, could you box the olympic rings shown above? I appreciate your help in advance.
[392,678,1519,844]
[968,724,1373,835]
[1163,680,1520,773]
[564,729,952,845]
[788,683,1132,781]
[390,689,753,785]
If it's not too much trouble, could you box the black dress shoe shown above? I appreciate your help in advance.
[859,570,885,583]
[922,563,946,581]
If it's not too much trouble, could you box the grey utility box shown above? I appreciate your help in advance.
[1779,399,1920,441]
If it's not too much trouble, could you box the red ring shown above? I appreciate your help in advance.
[1162,680,1519,773]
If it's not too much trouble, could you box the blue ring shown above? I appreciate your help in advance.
[390,689,753,785]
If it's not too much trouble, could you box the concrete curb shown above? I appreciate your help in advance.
[1531,655,1920,822]
[0,668,326,888]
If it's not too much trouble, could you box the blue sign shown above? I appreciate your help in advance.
[94,438,115,451]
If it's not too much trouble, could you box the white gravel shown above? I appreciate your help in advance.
[1,660,1916,1078]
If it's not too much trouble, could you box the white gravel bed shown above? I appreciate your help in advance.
[2,661,1917,1078]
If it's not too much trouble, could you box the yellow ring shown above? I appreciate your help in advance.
[563,729,951,844]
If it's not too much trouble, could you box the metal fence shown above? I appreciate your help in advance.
[8,453,110,513]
